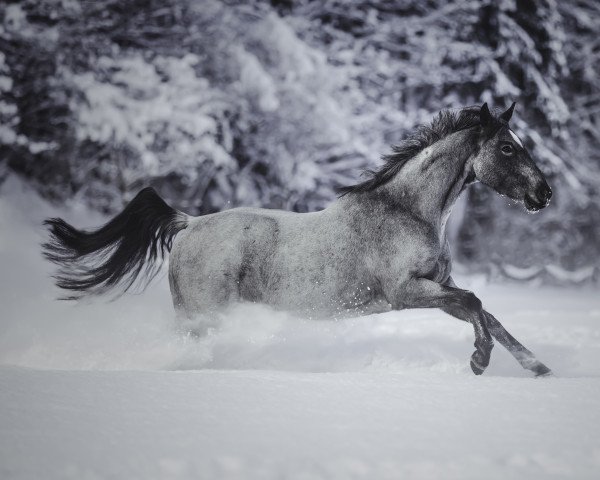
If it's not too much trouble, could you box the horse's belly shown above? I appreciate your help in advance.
[260,267,388,318]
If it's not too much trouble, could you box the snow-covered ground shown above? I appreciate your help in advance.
[1,178,600,479]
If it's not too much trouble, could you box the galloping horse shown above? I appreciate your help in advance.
[44,103,553,376]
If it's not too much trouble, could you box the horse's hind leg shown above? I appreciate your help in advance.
[399,278,494,375]
[168,263,237,336]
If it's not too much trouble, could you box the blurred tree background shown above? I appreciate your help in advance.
[1,0,598,283]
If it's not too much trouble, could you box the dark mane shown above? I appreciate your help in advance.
[337,106,483,195]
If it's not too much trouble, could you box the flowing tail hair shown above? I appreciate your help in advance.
[42,187,188,299]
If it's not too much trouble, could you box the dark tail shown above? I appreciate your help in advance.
[43,187,188,299]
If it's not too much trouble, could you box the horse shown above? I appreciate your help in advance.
[43,103,553,376]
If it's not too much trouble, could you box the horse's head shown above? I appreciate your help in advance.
[472,103,552,212]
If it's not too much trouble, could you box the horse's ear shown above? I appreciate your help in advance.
[480,103,493,127]
[500,102,516,123]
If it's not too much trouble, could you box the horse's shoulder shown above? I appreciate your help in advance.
[396,212,441,248]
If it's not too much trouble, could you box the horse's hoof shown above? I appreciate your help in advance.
[470,348,489,375]
[470,359,485,375]
[534,364,553,377]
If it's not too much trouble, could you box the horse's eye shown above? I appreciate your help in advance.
[501,144,514,155]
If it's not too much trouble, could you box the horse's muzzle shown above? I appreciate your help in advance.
[525,184,552,212]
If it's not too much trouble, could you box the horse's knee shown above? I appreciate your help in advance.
[461,291,482,312]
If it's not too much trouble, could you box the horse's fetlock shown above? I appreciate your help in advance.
[477,336,493,353]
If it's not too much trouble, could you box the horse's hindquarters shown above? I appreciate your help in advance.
[168,209,285,318]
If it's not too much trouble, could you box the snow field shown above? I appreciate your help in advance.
[2,367,600,479]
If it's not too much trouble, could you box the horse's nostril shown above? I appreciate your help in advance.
[536,185,552,203]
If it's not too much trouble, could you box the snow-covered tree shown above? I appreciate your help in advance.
[1,0,598,282]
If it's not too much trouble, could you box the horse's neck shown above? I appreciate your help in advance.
[379,129,476,233]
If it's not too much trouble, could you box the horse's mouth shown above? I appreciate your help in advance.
[524,194,548,212]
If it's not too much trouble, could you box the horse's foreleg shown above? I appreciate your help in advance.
[484,311,552,377]
[443,277,551,377]
[399,278,493,375]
